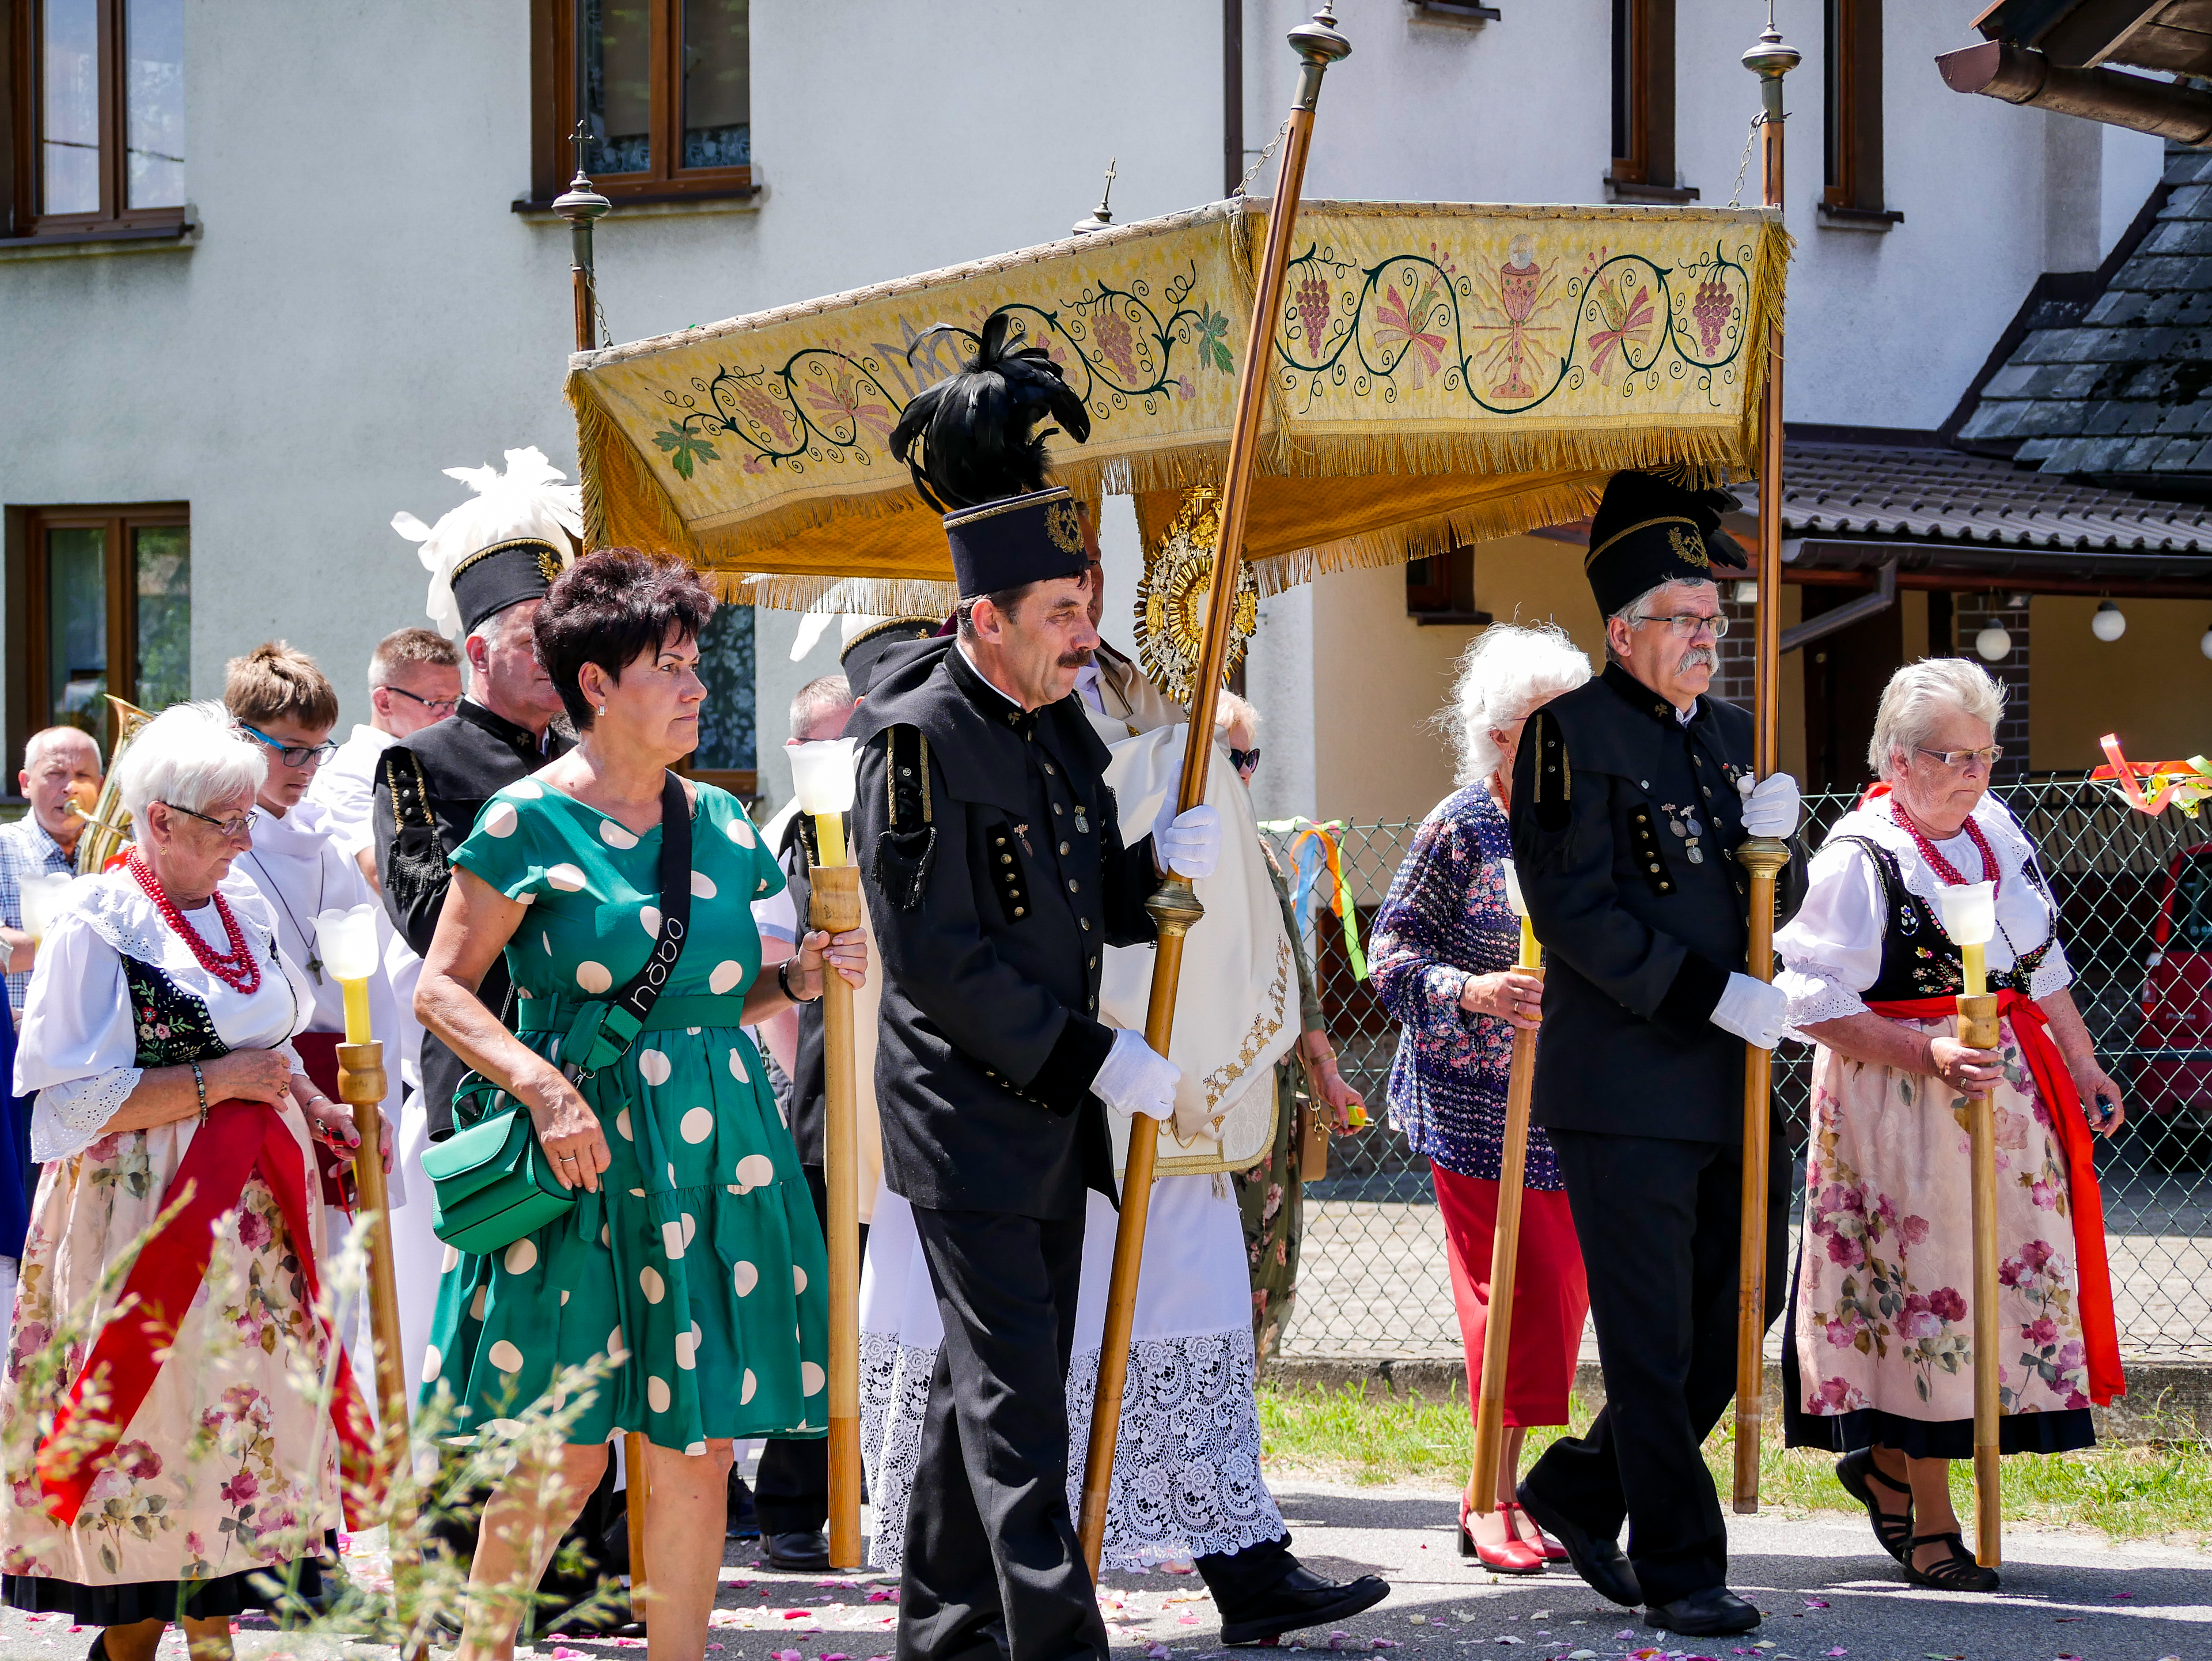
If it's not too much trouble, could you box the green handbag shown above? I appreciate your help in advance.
[421,1099,578,1254]
[423,772,694,1255]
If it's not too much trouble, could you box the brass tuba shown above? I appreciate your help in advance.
[73,697,154,875]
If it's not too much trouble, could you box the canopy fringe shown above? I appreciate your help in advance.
[737,570,960,616]
[1248,476,1608,597]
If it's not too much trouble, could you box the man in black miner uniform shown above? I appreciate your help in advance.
[855,309,1222,1661]
[1508,471,1805,1639]
[750,618,935,1571]
[376,541,572,1140]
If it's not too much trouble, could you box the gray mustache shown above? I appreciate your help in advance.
[1677,646,1718,674]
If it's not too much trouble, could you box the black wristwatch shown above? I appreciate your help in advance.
[778,957,820,1004]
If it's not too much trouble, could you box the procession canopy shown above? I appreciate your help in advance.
[569,196,1789,615]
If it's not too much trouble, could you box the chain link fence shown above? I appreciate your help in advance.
[1267,778,2212,1362]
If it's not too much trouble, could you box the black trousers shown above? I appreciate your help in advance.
[899,1204,1107,1661]
[1522,1119,1788,1608]
[756,1164,868,1535]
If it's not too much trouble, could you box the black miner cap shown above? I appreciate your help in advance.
[449,538,566,635]
[1584,471,1748,620]
[889,307,1093,599]
[840,616,941,699]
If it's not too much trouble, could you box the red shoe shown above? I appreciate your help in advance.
[1502,1499,1570,1563]
[1460,1494,1546,1575]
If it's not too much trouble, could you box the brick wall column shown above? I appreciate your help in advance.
[1950,594,2031,785]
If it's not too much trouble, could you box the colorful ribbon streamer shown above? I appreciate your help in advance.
[1259,818,1369,982]
[2090,733,2211,819]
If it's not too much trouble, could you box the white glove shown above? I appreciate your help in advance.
[1739,770,1801,838]
[1092,1027,1179,1121]
[1710,971,1790,1051]
[1152,801,1222,880]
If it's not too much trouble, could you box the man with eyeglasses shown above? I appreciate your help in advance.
[309,627,464,888]
[1507,471,1806,1640]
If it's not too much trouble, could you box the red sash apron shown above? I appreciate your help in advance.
[35,1098,381,1526]
[290,1030,358,1213]
[1867,990,2125,1405]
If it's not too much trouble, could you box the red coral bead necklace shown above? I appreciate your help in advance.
[127,847,263,994]
[1889,797,2000,896]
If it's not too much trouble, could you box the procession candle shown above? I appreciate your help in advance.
[17,872,74,946]
[1501,857,1540,971]
[313,902,384,1045]
[788,737,859,871]
[1936,881,1997,1001]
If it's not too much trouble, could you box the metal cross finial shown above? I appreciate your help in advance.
[1071,157,1119,236]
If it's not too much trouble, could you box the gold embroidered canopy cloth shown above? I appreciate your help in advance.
[569,196,1789,612]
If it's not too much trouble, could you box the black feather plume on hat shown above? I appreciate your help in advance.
[889,308,1093,513]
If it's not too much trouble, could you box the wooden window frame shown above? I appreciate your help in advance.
[2,0,189,243]
[1404,546,1492,627]
[1821,0,1900,227]
[17,504,190,747]
[1607,0,1695,203]
[524,0,753,210]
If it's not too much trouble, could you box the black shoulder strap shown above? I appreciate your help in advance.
[562,771,693,1080]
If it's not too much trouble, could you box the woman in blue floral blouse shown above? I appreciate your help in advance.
[1372,623,1593,1575]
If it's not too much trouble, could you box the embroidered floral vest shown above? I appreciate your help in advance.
[122,956,233,1068]
[1832,834,2054,1002]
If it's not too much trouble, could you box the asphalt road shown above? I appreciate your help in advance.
[0,1480,2203,1660]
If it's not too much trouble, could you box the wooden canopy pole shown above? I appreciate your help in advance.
[1957,988,2005,1566]
[810,863,866,1567]
[1467,899,1541,1514]
[1076,5,1351,1574]
[1733,13,1798,1518]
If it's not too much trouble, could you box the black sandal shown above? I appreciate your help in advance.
[1835,1448,1915,1564]
[1903,1530,2001,1592]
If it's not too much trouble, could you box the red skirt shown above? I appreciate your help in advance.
[1432,1161,1589,1428]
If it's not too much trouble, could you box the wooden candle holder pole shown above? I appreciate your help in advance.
[335,1039,429,1660]
[1958,989,2005,1568]
[810,862,866,1569]
[624,1433,650,1623]
[1468,960,1543,1514]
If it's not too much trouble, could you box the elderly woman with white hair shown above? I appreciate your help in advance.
[1776,657,2124,1595]
[0,701,380,1661]
[1370,622,1593,1575]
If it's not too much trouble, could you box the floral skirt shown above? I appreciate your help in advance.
[1784,1021,2096,1458]
[0,1118,343,1602]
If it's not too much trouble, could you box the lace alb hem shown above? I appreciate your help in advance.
[32,1067,142,1163]
[860,1325,1284,1573]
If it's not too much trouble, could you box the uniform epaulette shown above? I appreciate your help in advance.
[1531,708,1570,830]
[381,749,435,830]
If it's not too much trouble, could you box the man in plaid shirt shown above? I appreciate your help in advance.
[0,727,103,1013]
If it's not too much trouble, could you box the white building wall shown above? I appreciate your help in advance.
[0,0,2146,817]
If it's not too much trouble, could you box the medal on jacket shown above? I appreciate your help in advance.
[1660,801,1706,864]
[1012,822,1034,856]
[1074,805,1089,834]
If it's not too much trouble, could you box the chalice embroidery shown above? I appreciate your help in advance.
[1472,234,1563,402]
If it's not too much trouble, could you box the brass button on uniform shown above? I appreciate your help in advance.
[1081,918,1092,932]
[1067,879,1079,893]
[1053,804,1063,816]
[1059,841,1070,854]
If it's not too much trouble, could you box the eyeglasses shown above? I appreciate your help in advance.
[1229,746,1261,775]
[1634,611,1730,638]
[381,686,460,716]
[1918,744,2005,769]
[236,722,339,768]
[158,800,253,839]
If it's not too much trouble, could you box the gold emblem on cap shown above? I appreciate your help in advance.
[1667,525,1711,569]
[1047,498,1083,555]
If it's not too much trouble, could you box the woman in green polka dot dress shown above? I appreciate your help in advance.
[415,550,865,1661]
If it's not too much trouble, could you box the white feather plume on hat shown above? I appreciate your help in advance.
[392,447,584,638]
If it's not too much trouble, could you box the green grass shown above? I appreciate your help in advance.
[1256,1380,2212,1543]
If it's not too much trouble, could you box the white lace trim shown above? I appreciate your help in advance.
[1777,969,1869,1041]
[1067,1329,1284,1570]
[32,1067,142,1163]
[67,869,282,967]
[859,1331,937,1575]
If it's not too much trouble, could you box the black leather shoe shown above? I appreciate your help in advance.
[1644,1587,1760,1636]
[1217,1565,1391,1647]
[761,1529,832,1572]
[1514,1482,1641,1607]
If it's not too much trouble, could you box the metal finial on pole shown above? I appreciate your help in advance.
[1075,2,1351,1575]
[1073,157,1119,235]
[1732,12,1796,1521]
[552,122,612,353]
